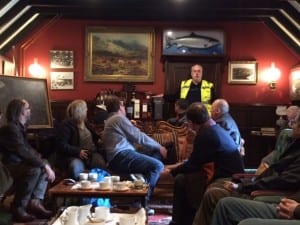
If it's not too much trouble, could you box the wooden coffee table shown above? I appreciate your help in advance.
[48,181,148,208]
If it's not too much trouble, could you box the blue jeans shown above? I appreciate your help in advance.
[108,150,164,202]
[211,197,280,225]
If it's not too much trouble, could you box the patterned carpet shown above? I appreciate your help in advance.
[148,214,172,225]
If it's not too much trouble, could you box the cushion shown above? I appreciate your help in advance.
[151,131,178,164]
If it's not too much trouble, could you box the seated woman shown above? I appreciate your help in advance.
[55,99,106,180]
[167,99,188,126]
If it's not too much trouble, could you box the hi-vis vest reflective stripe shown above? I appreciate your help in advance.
[180,79,213,111]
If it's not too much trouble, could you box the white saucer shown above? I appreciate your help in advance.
[113,187,129,192]
[78,186,93,191]
[95,187,111,191]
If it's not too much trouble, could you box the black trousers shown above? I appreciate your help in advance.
[171,171,210,225]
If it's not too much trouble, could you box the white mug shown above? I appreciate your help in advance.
[88,173,98,182]
[80,180,91,189]
[111,175,120,183]
[78,204,92,224]
[79,173,88,181]
[99,181,111,190]
[103,176,112,184]
[94,206,110,221]
[61,206,79,225]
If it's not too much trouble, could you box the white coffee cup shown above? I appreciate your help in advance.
[80,180,91,189]
[119,215,136,225]
[103,176,112,184]
[61,206,79,225]
[88,173,98,182]
[114,182,127,190]
[99,181,110,190]
[79,173,88,181]
[78,204,92,224]
[111,175,120,183]
[94,206,110,221]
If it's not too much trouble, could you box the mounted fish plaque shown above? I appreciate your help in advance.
[162,30,225,56]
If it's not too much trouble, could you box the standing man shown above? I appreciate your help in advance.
[180,64,214,110]
[0,99,55,222]
[157,64,215,112]
[165,102,244,225]
[102,95,167,214]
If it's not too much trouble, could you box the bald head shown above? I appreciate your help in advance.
[211,99,229,120]
[287,105,300,127]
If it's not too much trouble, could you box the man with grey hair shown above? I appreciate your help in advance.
[0,99,55,222]
[211,99,243,154]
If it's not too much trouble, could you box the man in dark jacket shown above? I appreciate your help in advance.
[210,191,300,225]
[165,102,244,225]
[192,109,300,225]
[0,99,55,222]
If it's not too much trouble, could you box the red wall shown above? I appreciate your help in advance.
[16,19,299,104]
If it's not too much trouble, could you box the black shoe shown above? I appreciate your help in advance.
[169,220,179,225]
[27,199,53,219]
[13,207,35,223]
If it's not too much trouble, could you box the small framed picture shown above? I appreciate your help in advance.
[228,61,257,84]
[50,72,74,90]
[50,50,74,69]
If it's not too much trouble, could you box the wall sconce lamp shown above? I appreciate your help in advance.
[28,58,45,78]
[266,62,281,90]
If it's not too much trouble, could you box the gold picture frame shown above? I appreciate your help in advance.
[84,27,155,82]
[228,61,257,84]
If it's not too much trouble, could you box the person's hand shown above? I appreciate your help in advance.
[44,164,55,182]
[152,93,163,98]
[159,146,168,159]
[223,181,239,192]
[165,162,183,170]
[79,149,89,160]
[277,198,299,219]
[131,120,137,127]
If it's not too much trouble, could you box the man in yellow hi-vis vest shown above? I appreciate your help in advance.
[155,64,215,113]
[179,64,214,112]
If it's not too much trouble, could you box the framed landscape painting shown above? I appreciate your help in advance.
[228,61,257,84]
[84,27,154,82]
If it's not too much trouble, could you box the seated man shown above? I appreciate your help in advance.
[211,99,243,154]
[167,99,188,126]
[55,99,106,180]
[192,109,300,225]
[165,102,244,225]
[210,193,300,225]
[0,99,55,222]
[102,95,167,214]
[256,105,300,175]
